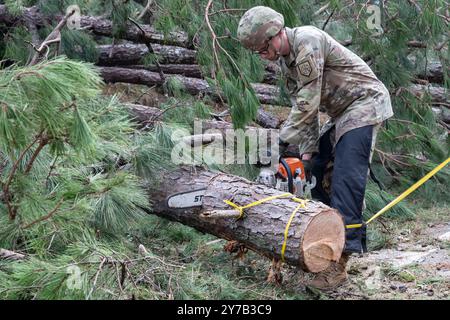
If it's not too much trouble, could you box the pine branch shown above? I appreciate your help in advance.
[208,8,247,16]
[204,0,221,78]
[87,257,107,300]
[322,8,336,31]
[2,130,43,220]
[24,134,49,174]
[314,2,331,16]
[22,197,64,229]
[407,0,422,13]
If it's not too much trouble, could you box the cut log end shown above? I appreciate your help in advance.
[301,209,345,273]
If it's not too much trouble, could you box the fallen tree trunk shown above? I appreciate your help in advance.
[407,84,449,105]
[125,64,203,78]
[148,167,345,272]
[97,43,196,65]
[416,62,446,84]
[0,5,189,47]
[0,248,25,260]
[100,66,285,105]
[126,103,281,129]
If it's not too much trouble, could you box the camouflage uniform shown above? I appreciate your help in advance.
[279,26,393,155]
[276,26,393,253]
[237,8,394,255]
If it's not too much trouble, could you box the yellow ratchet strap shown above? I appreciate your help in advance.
[223,193,292,220]
[281,197,308,262]
[346,156,450,229]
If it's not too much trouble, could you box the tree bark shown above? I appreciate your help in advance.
[125,64,202,78]
[416,62,446,84]
[148,167,345,272]
[256,109,281,129]
[407,84,449,105]
[99,66,285,105]
[97,43,196,65]
[0,5,189,47]
[126,103,281,129]
[0,248,25,260]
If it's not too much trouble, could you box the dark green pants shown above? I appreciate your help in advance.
[311,125,374,253]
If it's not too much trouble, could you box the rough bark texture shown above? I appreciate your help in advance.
[148,167,345,272]
[416,62,446,84]
[407,84,449,105]
[0,5,189,47]
[126,103,281,129]
[256,109,281,129]
[100,67,285,105]
[97,43,196,65]
[125,64,202,78]
[0,248,25,260]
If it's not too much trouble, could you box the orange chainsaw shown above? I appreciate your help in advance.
[257,156,317,198]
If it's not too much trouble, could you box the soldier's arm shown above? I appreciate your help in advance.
[279,34,324,156]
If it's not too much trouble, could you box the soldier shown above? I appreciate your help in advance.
[237,6,393,290]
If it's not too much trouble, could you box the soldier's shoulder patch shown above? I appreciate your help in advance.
[298,61,312,77]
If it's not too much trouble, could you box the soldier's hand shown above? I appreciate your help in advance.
[278,138,289,157]
[301,157,313,182]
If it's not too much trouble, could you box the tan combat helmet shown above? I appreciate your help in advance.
[237,6,284,51]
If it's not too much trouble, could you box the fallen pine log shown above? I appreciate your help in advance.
[97,43,196,65]
[0,248,26,260]
[416,62,446,84]
[407,84,449,105]
[126,103,281,129]
[124,64,203,78]
[147,166,345,272]
[119,63,278,83]
[99,66,285,105]
[0,5,189,47]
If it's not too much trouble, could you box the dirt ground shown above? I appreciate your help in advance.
[325,220,450,300]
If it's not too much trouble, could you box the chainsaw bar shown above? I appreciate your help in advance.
[166,189,206,209]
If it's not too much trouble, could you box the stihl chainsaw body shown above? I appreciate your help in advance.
[256,157,316,198]
[166,157,316,210]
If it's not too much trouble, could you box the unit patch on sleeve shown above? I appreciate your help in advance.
[298,61,312,77]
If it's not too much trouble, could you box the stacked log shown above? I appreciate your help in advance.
[0,4,447,98]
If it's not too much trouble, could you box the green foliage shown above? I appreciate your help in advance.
[364,182,416,222]
[2,0,27,16]
[110,0,132,38]
[0,58,170,258]
[60,29,99,63]
[1,26,32,65]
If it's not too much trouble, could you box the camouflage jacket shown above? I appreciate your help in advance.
[278,26,393,155]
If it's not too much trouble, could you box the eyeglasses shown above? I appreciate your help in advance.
[254,37,272,55]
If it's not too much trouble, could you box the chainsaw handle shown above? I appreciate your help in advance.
[279,157,294,194]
